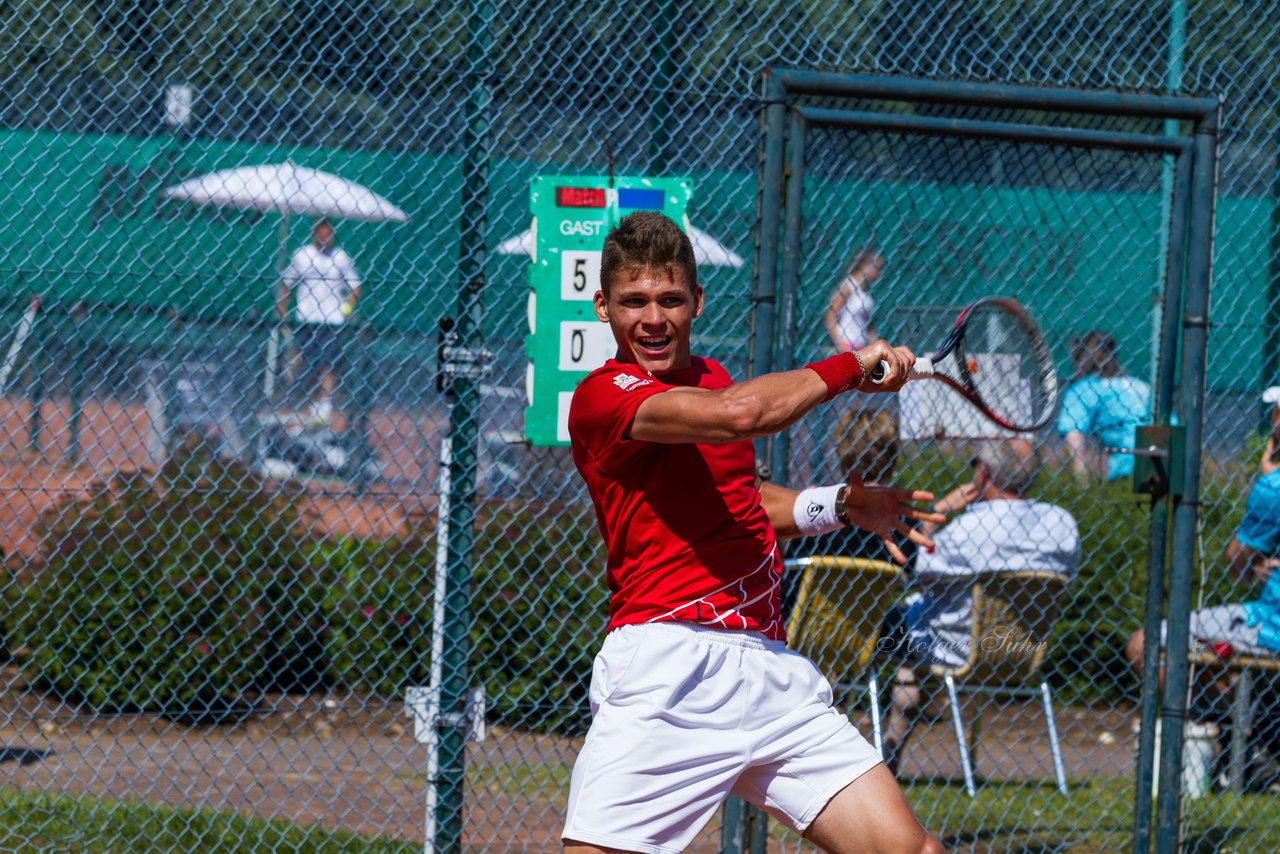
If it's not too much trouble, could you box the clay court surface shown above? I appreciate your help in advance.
[0,393,447,564]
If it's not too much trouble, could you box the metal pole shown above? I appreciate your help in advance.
[1151,0,1186,409]
[775,69,1217,121]
[351,320,375,495]
[1133,146,1192,854]
[425,432,452,848]
[721,70,787,854]
[432,1,494,851]
[748,70,787,471]
[1154,104,1220,854]
[27,285,43,457]
[796,107,1187,155]
[1265,131,1280,392]
[68,302,86,466]
[770,110,806,486]
[646,0,677,173]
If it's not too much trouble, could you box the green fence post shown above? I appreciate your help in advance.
[722,69,788,854]
[770,108,806,483]
[1151,0,1186,400]
[1154,103,1220,854]
[646,0,677,173]
[1133,144,1192,854]
[433,1,494,852]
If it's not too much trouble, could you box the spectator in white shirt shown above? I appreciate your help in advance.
[275,219,362,425]
[879,439,1080,775]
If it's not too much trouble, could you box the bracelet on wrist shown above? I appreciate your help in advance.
[835,484,850,525]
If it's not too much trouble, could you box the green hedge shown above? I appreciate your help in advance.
[321,535,433,698]
[17,441,1235,724]
[14,455,326,716]
[11,458,607,734]
[319,507,606,734]
[469,506,606,734]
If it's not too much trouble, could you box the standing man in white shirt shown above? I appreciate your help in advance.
[879,439,1080,775]
[275,218,362,425]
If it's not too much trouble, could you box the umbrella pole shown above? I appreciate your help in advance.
[264,212,291,401]
[275,210,290,275]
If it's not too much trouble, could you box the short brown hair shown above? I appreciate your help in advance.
[843,247,884,279]
[836,409,899,483]
[1070,330,1122,378]
[600,211,697,296]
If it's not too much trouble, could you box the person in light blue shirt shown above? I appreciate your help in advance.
[1056,331,1151,481]
[1126,405,1280,670]
[1231,471,1280,652]
[1125,471,1280,673]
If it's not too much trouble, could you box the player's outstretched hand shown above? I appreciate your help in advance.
[856,340,915,392]
[842,471,946,565]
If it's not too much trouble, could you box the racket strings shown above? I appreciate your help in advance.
[961,304,1057,430]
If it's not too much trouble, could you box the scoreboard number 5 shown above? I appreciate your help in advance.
[560,251,601,301]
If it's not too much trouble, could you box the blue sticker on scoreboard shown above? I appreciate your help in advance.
[617,188,665,210]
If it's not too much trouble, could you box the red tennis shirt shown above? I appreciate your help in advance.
[568,356,784,640]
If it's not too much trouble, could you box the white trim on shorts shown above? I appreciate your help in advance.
[561,621,882,852]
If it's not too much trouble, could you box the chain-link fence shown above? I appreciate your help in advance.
[0,3,1276,853]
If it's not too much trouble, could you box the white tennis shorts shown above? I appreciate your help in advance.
[561,621,882,853]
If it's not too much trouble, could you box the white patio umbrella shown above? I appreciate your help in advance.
[495,223,745,268]
[161,162,409,223]
[161,162,409,399]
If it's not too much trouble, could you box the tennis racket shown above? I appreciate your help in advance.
[871,296,1059,432]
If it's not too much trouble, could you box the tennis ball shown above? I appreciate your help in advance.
[341,302,353,316]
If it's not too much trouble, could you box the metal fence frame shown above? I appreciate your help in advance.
[745,70,1221,854]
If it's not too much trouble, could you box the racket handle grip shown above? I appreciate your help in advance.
[869,356,934,385]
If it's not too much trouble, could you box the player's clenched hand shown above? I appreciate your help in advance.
[857,340,915,392]
[842,471,946,565]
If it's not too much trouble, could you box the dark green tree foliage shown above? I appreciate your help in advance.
[469,506,606,735]
[321,506,607,734]
[321,534,433,698]
[15,453,327,715]
[12,450,608,733]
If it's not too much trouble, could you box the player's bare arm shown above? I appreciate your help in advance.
[629,339,914,445]
[1226,536,1275,583]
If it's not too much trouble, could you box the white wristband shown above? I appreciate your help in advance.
[793,484,845,536]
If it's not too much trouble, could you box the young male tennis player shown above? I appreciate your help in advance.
[564,211,944,853]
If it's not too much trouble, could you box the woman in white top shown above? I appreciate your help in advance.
[824,247,885,353]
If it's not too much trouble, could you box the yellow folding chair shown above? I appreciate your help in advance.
[929,569,1070,796]
[784,555,904,752]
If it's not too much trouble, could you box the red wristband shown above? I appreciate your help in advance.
[804,352,864,401]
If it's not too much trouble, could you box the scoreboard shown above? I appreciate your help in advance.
[523,174,693,446]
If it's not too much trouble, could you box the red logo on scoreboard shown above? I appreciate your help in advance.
[555,186,607,208]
